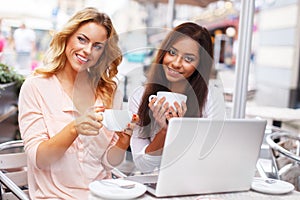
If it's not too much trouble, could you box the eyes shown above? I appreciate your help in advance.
[77,36,104,51]
[167,48,196,63]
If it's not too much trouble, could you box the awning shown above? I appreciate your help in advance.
[0,0,55,30]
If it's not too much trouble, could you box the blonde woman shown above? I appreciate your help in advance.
[18,7,135,199]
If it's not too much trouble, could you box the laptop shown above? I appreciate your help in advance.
[125,118,267,197]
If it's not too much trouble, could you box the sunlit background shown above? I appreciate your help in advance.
[1,1,300,189]
[0,0,299,124]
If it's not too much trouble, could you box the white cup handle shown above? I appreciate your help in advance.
[148,94,157,102]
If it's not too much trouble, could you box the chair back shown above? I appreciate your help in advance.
[0,140,29,200]
[266,129,300,191]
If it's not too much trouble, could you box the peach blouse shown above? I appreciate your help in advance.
[18,75,123,199]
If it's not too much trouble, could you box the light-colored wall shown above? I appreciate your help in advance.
[254,0,300,107]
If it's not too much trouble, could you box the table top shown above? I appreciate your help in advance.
[246,106,300,122]
[89,189,300,200]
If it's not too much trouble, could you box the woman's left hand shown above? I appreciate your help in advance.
[115,114,139,150]
[165,101,187,121]
[107,114,140,166]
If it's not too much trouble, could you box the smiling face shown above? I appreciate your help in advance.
[65,22,108,73]
[162,37,200,89]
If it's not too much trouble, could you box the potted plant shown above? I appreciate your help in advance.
[0,63,25,142]
[0,63,25,97]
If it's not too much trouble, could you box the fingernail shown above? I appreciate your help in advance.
[133,114,138,119]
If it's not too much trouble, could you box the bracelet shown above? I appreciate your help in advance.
[122,127,133,137]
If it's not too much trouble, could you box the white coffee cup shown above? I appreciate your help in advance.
[101,109,132,131]
[148,91,187,110]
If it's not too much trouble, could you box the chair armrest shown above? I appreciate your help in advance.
[266,131,300,163]
[0,105,18,123]
[0,171,29,200]
[0,140,24,151]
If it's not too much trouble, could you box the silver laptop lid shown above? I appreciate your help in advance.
[154,118,267,197]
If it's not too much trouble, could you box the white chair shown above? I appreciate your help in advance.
[0,140,30,200]
[266,129,300,191]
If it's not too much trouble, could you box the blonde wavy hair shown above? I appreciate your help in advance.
[34,7,122,108]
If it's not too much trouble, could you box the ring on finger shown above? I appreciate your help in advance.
[95,113,103,122]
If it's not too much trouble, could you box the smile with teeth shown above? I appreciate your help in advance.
[76,54,88,63]
[168,67,182,75]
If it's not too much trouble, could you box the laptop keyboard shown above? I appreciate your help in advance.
[125,174,158,184]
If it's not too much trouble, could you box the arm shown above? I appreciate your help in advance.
[37,107,104,169]
[145,128,167,155]
[107,115,138,167]
[105,88,136,166]
[106,129,131,167]
[143,96,170,155]
[130,132,163,173]
[128,87,164,172]
[36,122,78,168]
[19,77,104,169]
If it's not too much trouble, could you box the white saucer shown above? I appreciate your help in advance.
[251,177,294,194]
[89,179,147,199]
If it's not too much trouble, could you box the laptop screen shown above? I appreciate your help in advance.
[127,118,267,197]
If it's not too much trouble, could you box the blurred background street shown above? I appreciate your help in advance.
[0,0,300,136]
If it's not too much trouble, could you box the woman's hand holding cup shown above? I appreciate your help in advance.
[74,106,105,136]
[148,91,187,128]
[149,96,170,130]
[115,113,139,136]
[166,100,187,121]
[115,114,139,150]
